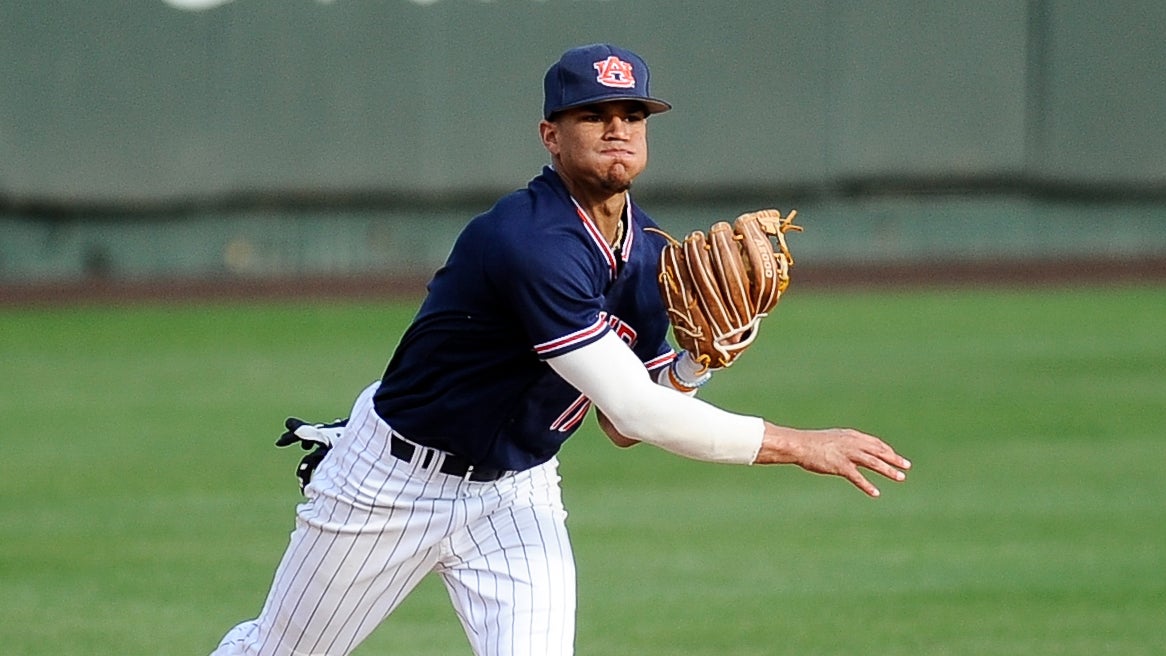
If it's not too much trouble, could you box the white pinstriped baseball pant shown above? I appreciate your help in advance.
[211,383,576,656]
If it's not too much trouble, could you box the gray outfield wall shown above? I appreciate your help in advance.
[2,1,1165,282]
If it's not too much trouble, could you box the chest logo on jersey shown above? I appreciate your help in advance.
[593,56,636,89]
[598,311,638,346]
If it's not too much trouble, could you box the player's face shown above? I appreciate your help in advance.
[541,101,649,196]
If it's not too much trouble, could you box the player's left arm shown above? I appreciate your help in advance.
[597,409,639,447]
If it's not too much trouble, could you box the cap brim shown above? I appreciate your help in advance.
[547,95,672,118]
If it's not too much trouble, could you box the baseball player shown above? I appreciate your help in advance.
[209,43,911,656]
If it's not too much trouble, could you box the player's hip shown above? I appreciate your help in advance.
[306,381,564,514]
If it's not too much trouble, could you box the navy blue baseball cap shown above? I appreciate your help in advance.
[543,43,672,119]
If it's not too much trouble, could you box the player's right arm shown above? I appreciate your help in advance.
[548,331,911,497]
[597,349,710,448]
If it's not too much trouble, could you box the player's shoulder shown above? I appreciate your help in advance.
[468,169,578,241]
[459,171,591,275]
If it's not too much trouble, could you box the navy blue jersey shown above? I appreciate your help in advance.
[374,167,676,471]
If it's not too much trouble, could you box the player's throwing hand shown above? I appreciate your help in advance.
[755,424,911,497]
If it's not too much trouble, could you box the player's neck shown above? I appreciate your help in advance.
[555,168,628,243]
[571,194,627,246]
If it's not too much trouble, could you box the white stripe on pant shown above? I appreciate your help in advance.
[211,382,576,656]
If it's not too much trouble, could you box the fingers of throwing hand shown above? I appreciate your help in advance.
[830,429,911,497]
[855,447,910,483]
[842,466,882,498]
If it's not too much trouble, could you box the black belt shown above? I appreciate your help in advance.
[389,434,509,482]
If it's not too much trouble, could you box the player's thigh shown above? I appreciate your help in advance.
[237,504,441,656]
[441,495,576,656]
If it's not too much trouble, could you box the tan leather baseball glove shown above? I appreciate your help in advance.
[652,209,802,373]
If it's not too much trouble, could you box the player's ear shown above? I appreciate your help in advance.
[539,119,560,155]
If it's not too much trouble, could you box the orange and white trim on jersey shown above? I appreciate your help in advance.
[533,318,608,357]
[570,195,633,280]
[549,393,592,433]
[643,351,677,372]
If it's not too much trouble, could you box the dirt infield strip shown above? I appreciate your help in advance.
[2,257,1164,308]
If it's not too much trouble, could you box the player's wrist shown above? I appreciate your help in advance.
[668,351,712,392]
[754,422,806,466]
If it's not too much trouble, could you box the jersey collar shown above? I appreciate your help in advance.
[570,194,634,279]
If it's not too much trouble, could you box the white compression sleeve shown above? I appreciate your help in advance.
[547,332,764,464]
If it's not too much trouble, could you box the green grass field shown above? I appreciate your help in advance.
[2,284,1164,655]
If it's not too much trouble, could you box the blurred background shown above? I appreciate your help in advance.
[3,5,1165,654]
[2,0,1165,296]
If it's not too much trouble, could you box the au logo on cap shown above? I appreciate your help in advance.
[593,56,636,89]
